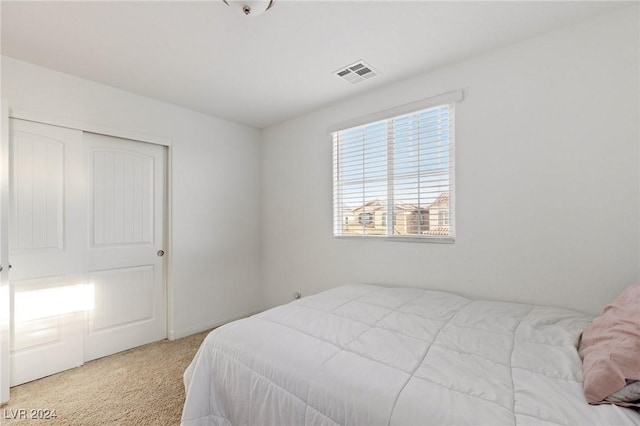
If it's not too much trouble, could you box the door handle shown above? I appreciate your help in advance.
[156,250,165,257]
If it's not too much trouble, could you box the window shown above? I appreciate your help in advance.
[358,212,374,225]
[332,91,459,241]
[439,210,450,226]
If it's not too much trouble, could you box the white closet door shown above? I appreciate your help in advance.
[8,121,167,386]
[83,133,166,361]
[9,119,85,386]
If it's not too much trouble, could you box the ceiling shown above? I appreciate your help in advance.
[1,1,629,129]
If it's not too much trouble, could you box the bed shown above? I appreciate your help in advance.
[181,284,640,425]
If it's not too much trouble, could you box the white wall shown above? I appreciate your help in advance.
[261,6,640,315]
[1,57,263,338]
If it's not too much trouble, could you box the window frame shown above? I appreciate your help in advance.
[330,90,462,243]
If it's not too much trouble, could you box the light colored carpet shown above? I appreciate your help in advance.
[2,330,212,425]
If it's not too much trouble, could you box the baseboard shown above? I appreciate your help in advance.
[168,307,263,340]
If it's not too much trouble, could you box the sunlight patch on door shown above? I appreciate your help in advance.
[15,284,94,323]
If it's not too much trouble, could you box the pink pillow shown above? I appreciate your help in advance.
[579,283,640,407]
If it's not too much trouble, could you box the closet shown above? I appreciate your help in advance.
[8,119,167,385]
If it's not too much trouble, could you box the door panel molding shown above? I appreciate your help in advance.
[87,265,155,334]
[89,149,155,247]
[12,133,64,251]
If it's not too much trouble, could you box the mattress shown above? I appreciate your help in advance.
[181,284,640,425]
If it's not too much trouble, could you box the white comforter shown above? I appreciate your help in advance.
[182,284,640,425]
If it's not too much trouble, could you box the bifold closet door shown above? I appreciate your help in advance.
[83,133,166,362]
[9,119,85,386]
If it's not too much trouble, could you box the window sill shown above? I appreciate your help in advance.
[334,235,455,244]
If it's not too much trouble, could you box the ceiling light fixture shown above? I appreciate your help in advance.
[222,0,275,17]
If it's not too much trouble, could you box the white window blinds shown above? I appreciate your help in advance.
[332,94,458,241]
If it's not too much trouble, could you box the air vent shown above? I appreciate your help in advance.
[334,60,379,84]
